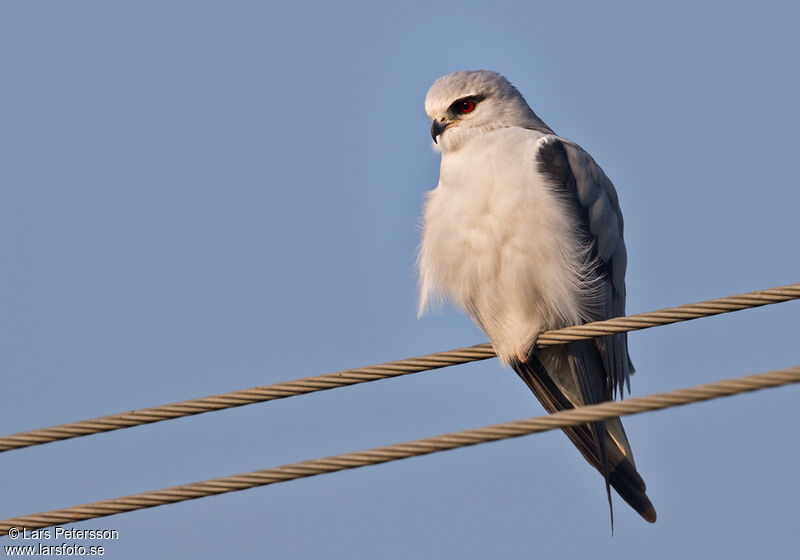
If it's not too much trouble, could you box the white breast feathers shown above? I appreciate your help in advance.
[418,129,597,364]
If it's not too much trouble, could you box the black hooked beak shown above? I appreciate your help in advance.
[430,119,450,143]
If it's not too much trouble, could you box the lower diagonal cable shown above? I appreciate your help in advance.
[1,365,797,535]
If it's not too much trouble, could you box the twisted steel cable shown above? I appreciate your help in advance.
[1,365,798,534]
[0,282,797,454]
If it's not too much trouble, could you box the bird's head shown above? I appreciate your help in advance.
[425,70,552,152]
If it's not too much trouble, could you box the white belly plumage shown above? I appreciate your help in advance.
[418,129,593,364]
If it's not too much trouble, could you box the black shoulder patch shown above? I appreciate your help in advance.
[537,138,596,256]
[536,137,571,186]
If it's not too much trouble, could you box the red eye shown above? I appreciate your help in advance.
[458,99,476,114]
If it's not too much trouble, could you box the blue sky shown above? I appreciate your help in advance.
[2,2,799,558]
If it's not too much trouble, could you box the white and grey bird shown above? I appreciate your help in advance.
[418,70,656,524]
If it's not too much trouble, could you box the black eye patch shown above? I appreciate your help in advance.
[448,95,485,116]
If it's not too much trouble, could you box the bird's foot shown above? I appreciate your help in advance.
[515,336,539,363]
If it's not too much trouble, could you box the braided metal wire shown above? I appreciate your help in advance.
[1,365,798,535]
[0,282,797,453]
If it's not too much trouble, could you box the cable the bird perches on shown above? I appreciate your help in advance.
[0,282,798,454]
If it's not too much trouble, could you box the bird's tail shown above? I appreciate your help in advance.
[511,347,657,525]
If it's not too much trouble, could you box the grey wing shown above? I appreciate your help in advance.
[536,135,634,398]
[531,135,656,525]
